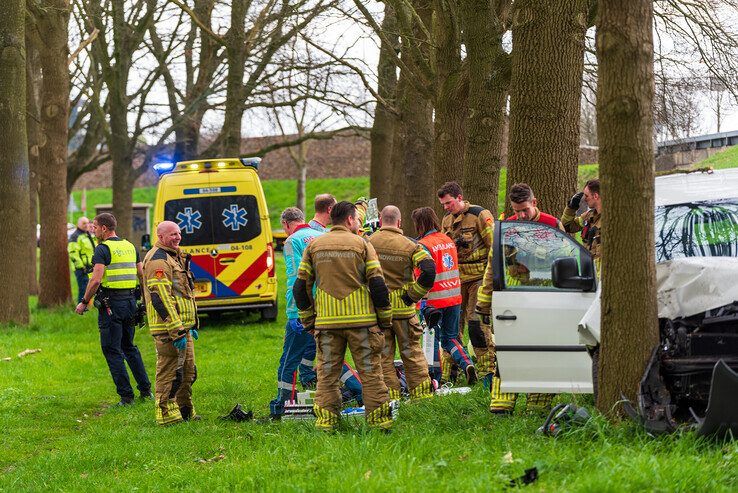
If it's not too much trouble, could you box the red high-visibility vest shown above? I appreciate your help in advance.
[508,211,560,229]
[418,231,462,308]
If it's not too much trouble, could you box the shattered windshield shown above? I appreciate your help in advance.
[655,200,738,262]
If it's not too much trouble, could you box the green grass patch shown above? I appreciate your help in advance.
[2,255,737,491]
[693,145,738,170]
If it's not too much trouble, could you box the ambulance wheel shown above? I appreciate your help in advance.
[261,302,278,322]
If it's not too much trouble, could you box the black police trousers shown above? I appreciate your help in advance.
[97,296,151,399]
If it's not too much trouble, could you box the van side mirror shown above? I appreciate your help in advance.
[141,234,151,252]
[552,256,595,291]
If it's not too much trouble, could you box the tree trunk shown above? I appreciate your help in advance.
[391,66,434,228]
[37,0,71,307]
[432,1,468,190]
[596,0,658,415]
[507,0,588,216]
[220,0,246,157]
[461,0,510,213]
[295,141,308,212]
[369,3,399,208]
[26,37,42,296]
[0,0,30,323]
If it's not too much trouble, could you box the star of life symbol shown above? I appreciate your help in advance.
[176,207,202,234]
[442,252,454,269]
[222,204,248,231]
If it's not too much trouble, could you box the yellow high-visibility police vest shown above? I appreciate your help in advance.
[101,239,138,289]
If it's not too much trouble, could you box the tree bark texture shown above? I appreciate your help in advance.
[390,62,434,230]
[178,0,219,160]
[220,0,246,157]
[507,0,588,216]
[461,0,510,213]
[596,0,658,415]
[0,0,30,323]
[37,0,72,307]
[432,0,468,191]
[369,3,399,208]
[26,38,42,296]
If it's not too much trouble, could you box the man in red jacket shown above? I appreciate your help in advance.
[476,183,563,414]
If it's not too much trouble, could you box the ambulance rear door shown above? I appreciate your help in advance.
[207,191,268,299]
[491,220,597,394]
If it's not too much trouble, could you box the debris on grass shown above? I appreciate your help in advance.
[502,451,514,464]
[1,357,11,362]
[194,448,226,464]
[508,467,538,488]
[17,349,42,358]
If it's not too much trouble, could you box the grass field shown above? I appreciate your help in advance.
[2,254,737,492]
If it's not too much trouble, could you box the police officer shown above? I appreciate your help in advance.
[142,220,199,425]
[75,213,152,406]
[269,207,363,419]
[437,181,496,383]
[412,207,477,386]
[369,206,436,400]
[294,201,394,431]
[561,179,602,262]
[476,183,562,414]
[69,216,96,303]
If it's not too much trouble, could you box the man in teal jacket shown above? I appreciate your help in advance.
[269,207,363,419]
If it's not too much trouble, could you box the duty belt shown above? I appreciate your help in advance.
[99,288,136,299]
[458,259,486,264]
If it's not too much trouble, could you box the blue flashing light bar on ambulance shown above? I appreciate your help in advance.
[153,157,261,176]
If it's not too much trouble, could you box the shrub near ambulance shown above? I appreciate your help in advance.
[150,158,278,320]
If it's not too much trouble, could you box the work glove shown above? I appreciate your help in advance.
[401,291,414,306]
[287,318,304,335]
[134,286,142,301]
[173,336,187,351]
[190,328,199,341]
[568,192,584,210]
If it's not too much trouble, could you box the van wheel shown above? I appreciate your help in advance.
[261,302,278,322]
[591,346,600,405]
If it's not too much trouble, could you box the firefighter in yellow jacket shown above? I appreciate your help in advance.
[437,181,496,382]
[142,220,199,425]
[561,179,602,263]
[294,201,394,431]
[369,205,436,400]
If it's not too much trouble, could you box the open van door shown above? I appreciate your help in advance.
[491,220,597,394]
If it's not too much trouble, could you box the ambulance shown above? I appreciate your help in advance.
[149,157,278,320]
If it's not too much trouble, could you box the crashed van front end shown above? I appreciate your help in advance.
[632,258,738,438]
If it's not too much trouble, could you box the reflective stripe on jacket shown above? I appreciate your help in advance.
[418,231,462,308]
[101,239,138,289]
[369,226,434,319]
[440,202,494,282]
[142,243,197,336]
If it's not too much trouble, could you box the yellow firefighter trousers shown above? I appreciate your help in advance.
[154,332,195,425]
[314,327,392,430]
[381,315,433,400]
